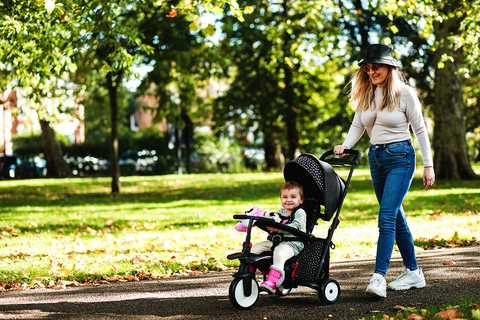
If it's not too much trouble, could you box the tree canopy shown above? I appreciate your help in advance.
[1,0,478,189]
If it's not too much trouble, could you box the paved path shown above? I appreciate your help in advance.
[0,247,479,319]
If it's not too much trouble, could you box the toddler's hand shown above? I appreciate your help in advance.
[266,212,282,223]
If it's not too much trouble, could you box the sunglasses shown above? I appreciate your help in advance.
[363,64,385,72]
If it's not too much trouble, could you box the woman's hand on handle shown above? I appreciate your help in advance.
[423,167,435,190]
[334,145,347,155]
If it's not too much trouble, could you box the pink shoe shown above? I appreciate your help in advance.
[260,266,284,293]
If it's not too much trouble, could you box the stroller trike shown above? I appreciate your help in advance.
[227,150,359,309]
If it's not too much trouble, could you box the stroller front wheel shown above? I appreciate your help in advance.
[319,279,340,305]
[229,277,259,310]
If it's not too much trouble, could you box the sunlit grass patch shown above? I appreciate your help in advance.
[0,167,478,288]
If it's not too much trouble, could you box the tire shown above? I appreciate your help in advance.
[319,279,340,304]
[228,277,259,310]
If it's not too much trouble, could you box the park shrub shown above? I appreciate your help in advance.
[11,130,177,176]
[13,133,69,155]
[466,127,480,162]
[193,132,245,173]
[11,129,262,175]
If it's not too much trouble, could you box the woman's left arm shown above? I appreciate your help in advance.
[404,87,435,189]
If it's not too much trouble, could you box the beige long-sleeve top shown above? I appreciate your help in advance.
[343,84,433,167]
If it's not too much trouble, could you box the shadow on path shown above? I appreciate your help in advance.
[0,247,478,320]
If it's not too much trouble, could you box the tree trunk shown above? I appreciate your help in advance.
[281,0,299,161]
[432,11,477,180]
[353,0,371,50]
[39,119,70,177]
[282,62,299,161]
[262,125,283,170]
[181,107,193,173]
[173,117,182,174]
[107,71,122,195]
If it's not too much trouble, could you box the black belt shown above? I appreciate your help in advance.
[371,139,411,149]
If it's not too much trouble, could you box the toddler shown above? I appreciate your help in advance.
[251,181,307,293]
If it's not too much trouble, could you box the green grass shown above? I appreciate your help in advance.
[0,166,479,288]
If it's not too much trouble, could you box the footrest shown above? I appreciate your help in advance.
[226,252,273,262]
[247,252,272,263]
[227,252,243,260]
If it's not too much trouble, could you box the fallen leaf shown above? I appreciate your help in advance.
[9,283,27,291]
[442,260,457,266]
[29,280,45,289]
[103,275,120,282]
[136,271,152,280]
[54,284,67,289]
[97,280,110,284]
[126,275,139,282]
[58,280,80,287]
[407,314,424,320]
[394,305,406,310]
[434,308,462,319]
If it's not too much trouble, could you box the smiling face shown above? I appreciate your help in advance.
[365,63,390,86]
[280,187,303,215]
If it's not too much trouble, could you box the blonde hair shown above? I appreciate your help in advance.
[349,66,405,112]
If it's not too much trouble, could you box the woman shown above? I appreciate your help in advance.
[334,44,435,298]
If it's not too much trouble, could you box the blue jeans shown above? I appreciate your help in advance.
[368,140,417,275]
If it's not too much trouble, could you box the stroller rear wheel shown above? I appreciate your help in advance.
[319,279,340,304]
[229,277,259,309]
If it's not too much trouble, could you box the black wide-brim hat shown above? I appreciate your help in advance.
[358,44,401,68]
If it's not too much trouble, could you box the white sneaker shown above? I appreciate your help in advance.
[366,273,387,298]
[388,268,426,291]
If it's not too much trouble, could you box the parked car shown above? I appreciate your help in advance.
[243,148,265,170]
[119,149,172,175]
[64,155,110,177]
[0,155,16,178]
[0,155,47,179]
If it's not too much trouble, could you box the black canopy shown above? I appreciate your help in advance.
[284,153,345,224]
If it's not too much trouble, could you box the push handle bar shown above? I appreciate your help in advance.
[233,215,313,241]
[320,149,360,166]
